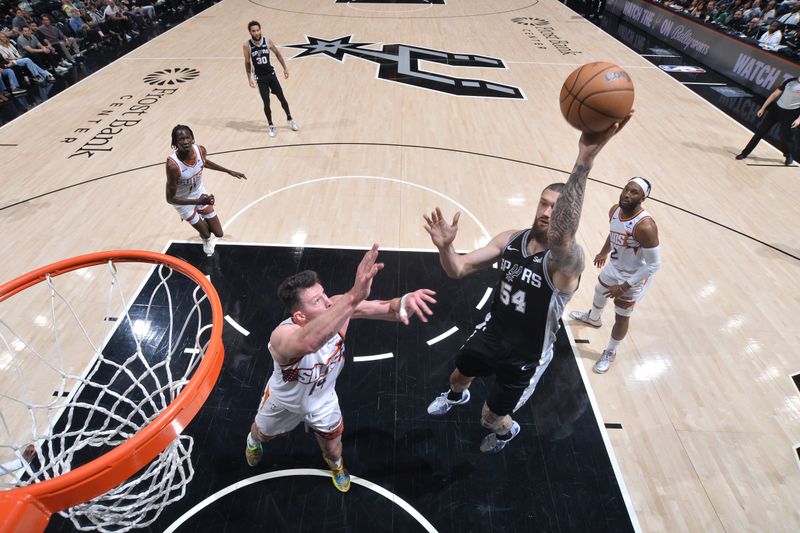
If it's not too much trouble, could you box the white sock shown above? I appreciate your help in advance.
[246,433,259,449]
[326,456,343,469]
[606,337,621,353]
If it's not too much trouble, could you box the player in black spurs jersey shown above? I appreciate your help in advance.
[423,112,633,453]
[243,20,298,138]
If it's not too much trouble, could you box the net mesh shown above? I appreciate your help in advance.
[0,258,214,532]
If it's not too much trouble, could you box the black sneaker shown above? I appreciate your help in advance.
[11,88,27,96]
[785,155,794,166]
[735,153,747,160]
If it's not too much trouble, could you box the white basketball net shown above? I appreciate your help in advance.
[0,259,214,532]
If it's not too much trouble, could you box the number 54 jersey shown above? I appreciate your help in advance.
[489,229,575,358]
[267,317,346,413]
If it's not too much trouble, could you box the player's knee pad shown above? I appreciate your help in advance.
[614,302,635,317]
[480,403,511,433]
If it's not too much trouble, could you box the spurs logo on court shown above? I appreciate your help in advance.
[143,67,200,86]
[286,36,524,99]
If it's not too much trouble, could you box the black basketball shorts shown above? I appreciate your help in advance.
[454,326,540,417]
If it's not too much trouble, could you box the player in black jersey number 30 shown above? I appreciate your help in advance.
[243,20,299,138]
[423,112,633,453]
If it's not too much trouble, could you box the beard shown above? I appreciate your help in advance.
[532,220,549,243]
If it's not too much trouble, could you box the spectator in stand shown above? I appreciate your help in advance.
[37,15,82,63]
[759,19,784,46]
[69,7,104,46]
[0,60,28,97]
[779,4,800,23]
[16,1,34,16]
[729,8,749,29]
[11,9,31,34]
[745,15,764,36]
[17,26,69,74]
[0,32,55,82]
[763,0,778,20]
[714,6,733,23]
[103,0,137,41]
[745,0,763,18]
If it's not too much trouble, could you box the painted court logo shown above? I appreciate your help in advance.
[286,35,523,99]
[143,67,200,86]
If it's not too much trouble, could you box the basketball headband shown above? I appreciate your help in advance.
[628,177,650,197]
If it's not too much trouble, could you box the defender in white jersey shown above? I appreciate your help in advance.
[245,245,437,492]
[165,125,246,255]
[569,177,661,374]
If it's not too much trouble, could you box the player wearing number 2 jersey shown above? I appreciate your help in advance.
[423,113,633,453]
[569,177,661,374]
[245,245,437,492]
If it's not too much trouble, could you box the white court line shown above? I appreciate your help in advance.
[475,287,493,310]
[163,468,438,533]
[426,326,459,346]
[564,325,643,532]
[682,82,727,86]
[183,348,200,354]
[223,175,492,241]
[121,56,240,60]
[353,352,394,362]
[505,60,657,69]
[345,0,435,13]
[167,239,472,255]
[224,315,250,336]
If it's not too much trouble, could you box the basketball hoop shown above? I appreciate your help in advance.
[0,251,224,532]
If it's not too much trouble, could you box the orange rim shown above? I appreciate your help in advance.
[0,250,224,532]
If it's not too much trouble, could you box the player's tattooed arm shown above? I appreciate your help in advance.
[547,162,589,283]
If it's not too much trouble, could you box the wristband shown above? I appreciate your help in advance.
[398,293,410,319]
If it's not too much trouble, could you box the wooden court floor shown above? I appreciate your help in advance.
[1,0,799,531]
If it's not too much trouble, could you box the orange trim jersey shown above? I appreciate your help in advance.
[608,206,652,277]
[168,144,205,200]
[266,317,345,413]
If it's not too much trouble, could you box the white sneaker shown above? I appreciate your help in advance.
[593,349,616,374]
[268,125,276,137]
[569,310,602,328]
[480,421,520,453]
[288,119,299,131]
[426,389,470,416]
[202,235,216,256]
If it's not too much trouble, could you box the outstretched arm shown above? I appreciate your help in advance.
[351,288,437,325]
[548,113,633,292]
[198,145,246,179]
[269,244,385,363]
[423,207,514,279]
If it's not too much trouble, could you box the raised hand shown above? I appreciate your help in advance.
[423,208,461,249]
[396,289,437,325]
[578,110,634,163]
[351,243,384,303]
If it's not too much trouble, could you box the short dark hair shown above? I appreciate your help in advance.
[247,20,260,31]
[170,124,194,148]
[543,182,565,194]
[278,270,319,311]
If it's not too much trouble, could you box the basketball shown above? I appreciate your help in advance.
[559,62,635,133]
